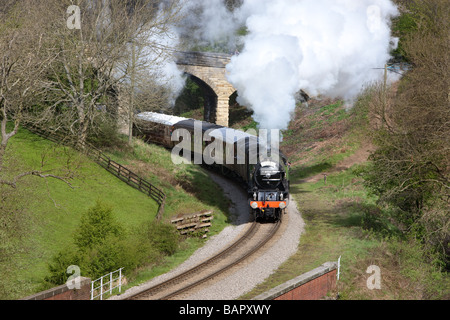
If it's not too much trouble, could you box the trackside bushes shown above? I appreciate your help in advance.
[43,201,180,288]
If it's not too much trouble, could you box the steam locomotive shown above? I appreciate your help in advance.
[134,112,290,221]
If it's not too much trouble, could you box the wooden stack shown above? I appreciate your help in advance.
[171,210,213,238]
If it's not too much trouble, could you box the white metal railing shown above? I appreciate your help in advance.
[337,256,341,281]
[91,268,124,300]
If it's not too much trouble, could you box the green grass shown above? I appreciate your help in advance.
[289,137,361,182]
[3,128,160,296]
[125,236,204,288]
[239,98,449,300]
[2,127,232,299]
[104,137,232,230]
[99,137,234,292]
[302,100,350,130]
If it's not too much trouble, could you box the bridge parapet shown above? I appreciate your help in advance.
[174,51,232,69]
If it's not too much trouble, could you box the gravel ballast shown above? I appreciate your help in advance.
[111,171,304,300]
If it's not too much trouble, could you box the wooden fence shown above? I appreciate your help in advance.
[23,124,166,220]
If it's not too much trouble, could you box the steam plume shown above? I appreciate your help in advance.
[176,0,400,130]
[228,0,399,130]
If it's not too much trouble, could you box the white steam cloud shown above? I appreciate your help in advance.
[228,0,400,130]
[174,0,399,130]
[125,6,186,109]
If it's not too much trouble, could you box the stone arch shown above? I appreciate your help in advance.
[185,73,218,123]
[175,52,236,127]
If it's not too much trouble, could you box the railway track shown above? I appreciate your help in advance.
[127,219,282,300]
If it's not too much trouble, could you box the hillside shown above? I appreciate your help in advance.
[4,96,448,300]
[1,128,231,299]
[237,97,449,300]
[173,92,448,299]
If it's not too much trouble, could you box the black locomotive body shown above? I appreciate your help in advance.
[249,157,290,221]
[134,112,290,221]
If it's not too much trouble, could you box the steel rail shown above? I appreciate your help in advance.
[160,220,282,300]
[127,221,260,300]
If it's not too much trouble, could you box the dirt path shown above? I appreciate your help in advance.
[301,143,375,183]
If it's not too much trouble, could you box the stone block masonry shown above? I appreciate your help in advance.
[176,52,236,127]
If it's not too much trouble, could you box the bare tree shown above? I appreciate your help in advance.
[118,0,184,144]
[41,0,129,148]
[0,0,79,188]
[365,0,449,263]
[39,0,183,147]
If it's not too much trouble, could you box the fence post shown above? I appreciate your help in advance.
[23,125,167,223]
[119,268,122,293]
[109,272,113,295]
[156,196,166,222]
[100,277,103,301]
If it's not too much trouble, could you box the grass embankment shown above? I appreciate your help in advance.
[239,98,449,300]
[104,138,231,224]
[102,138,232,286]
[3,127,231,299]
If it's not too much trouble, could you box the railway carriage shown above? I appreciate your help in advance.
[134,112,186,147]
[134,112,290,221]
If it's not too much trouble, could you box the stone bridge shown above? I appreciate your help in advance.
[174,51,236,127]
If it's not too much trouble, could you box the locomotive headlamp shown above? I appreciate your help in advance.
[279,202,286,209]
[253,192,257,200]
[280,193,284,200]
[251,202,259,209]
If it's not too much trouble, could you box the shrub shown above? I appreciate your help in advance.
[44,246,81,289]
[44,202,181,286]
[363,0,449,269]
[142,222,180,256]
[73,201,124,251]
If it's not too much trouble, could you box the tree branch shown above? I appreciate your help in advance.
[0,170,76,189]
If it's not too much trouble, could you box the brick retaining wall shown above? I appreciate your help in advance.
[253,262,338,300]
[21,277,91,301]
[21,262,338,300]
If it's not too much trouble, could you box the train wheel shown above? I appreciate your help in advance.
[250,208,256,222]
[277,209,283,222]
